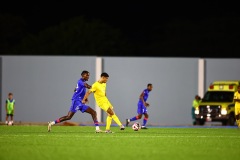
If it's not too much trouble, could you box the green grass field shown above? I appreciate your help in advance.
[0,125,239,160]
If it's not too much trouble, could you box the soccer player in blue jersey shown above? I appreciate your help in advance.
[126,83,153,129]
[47,70,101,133]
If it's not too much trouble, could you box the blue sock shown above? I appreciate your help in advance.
[143,118,148,126]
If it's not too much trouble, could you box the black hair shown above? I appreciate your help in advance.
[195,95,201,99]
[147,83,152,87]
[81,70,89,76]
[101,72,109,77]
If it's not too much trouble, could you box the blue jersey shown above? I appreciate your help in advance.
[71,78,87,101]
[137,88,150,114]
[138,89,150,104]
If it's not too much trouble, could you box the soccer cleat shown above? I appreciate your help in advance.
[126,119,129,127]
[95,129,103,133]
[120,125,125,130]
[141,126,148,129]
[105,130,114,133]
[47,121,52,132]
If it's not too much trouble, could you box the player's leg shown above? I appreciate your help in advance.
[48,100,78,132]
[105,112,113,133]
[238,115,240,128]
[126,104,143,127]
[235,114,239,127]
[141,113,149,129]
[97,102,113,133]
[48,111,75,132]
[84,106,101,132]
[106,107,125,131]
[5,114,9,125]
[192,107,196,125]
[235,108,240,128]
[10,114,14,125]
[126,114,142,127]
[57,111,75,122]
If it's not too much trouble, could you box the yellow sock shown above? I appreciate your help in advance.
[106,116,112,130]
[112,114,122,126]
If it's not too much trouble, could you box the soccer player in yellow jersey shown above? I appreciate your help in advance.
[82,72,125,133]
[234,85,240,128]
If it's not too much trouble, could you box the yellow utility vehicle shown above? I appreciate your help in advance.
[195,80,240,126]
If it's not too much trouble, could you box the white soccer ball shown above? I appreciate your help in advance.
[132,122,141,131]
[8,121,12,126]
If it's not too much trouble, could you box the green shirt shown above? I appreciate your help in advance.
[192,99,200,109]
[6,99,15,111]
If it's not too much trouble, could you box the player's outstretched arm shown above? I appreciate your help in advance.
[82,90,92,104]
[84,83,92,89]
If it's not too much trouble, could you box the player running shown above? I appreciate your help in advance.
[126,83,153,129]
[47,70,102,133]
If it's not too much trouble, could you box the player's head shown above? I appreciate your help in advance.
[8,93,13,99]
[238,85,240,92]
[195,95,201,100]
[100,72,109,83]
[101,72,109,77]
[147,83,153,91]
[81,70,90,81]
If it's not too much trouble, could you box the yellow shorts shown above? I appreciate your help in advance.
[98,100,113,112]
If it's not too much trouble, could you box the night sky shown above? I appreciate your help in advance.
[1,1,240,57]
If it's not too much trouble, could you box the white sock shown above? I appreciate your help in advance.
[50,121,55,125]
[96,126,100,130]
[5,121,8,124]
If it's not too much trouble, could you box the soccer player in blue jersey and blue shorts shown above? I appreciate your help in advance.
[47,70,101,133]
[126,83,153,129]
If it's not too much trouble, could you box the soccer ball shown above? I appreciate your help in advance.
[132,122,141,131]
[8,121,13,126]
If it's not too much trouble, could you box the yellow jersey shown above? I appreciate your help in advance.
[90,81,109,105]
[234,91,240,108]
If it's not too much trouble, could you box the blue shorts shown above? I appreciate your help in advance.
[137,102,148,114]
[69,100,89,113]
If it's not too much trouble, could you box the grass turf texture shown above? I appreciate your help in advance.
[0,126,239,160]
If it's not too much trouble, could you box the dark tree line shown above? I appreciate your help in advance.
[1,14,240,58]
